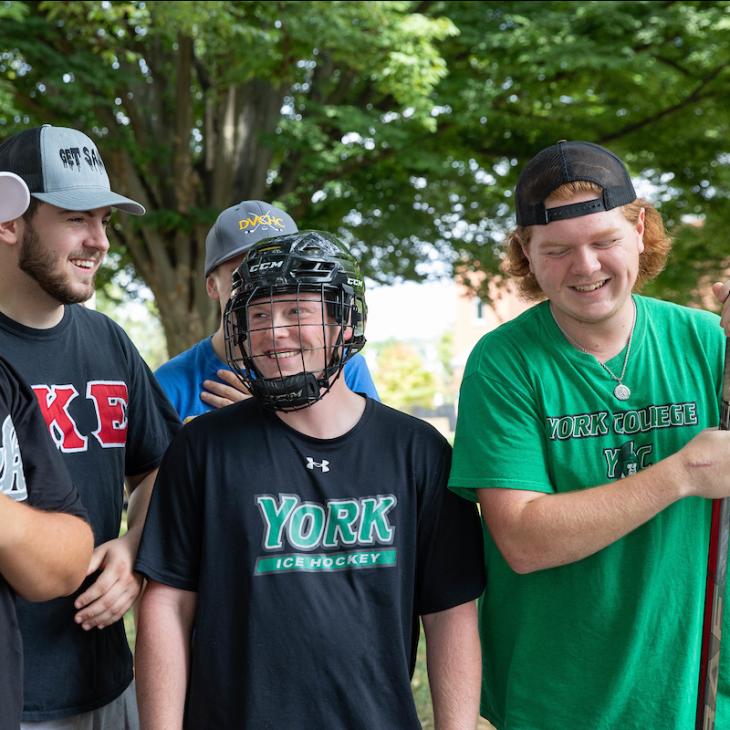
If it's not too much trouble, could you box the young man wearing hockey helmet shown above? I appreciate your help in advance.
[135,230,485,729]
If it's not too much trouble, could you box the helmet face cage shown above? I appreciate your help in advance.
[223,231,367,411]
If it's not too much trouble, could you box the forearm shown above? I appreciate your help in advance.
[136,582,196,729]
[422,601,481,730]
[483,450,689,574]
[0,495,93,600]
[124,469,157,547]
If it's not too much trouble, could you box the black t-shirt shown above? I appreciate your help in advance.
[0,306,180,720]
[0,356,87,730]
[136,397,485,729]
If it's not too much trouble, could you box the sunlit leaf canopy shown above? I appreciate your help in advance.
[1,0,730,353]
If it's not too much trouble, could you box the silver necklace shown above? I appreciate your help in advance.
[551,303,636,401]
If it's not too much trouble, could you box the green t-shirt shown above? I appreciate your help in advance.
[449,295,730,730]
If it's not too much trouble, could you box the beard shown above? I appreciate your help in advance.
[18,223,96,305]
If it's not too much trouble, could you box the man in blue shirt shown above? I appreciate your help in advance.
[156,201,379,421]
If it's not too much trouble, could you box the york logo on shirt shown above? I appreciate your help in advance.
[603,440,654,479]
[32,381,129,453]
[254,493,398,575]
[0,415,27,501]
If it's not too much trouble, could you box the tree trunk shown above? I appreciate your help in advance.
[102,36,289,358]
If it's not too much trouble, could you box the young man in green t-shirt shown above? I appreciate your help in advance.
[449,140,730,730]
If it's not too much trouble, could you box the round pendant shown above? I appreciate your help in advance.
[614,383,631,401]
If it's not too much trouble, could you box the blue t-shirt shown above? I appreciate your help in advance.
[156,337,379,421]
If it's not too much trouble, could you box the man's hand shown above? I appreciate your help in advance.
[673,427,730,500]
[200,368,251,409]
[73,532,142,631]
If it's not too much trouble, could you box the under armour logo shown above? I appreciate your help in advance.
[306,457,330,473]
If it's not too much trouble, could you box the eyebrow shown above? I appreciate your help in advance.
[249,297,321,306]
[537,228,622,247]
[57,209,112,217]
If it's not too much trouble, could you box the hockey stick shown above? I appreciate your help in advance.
[696,338,730,730]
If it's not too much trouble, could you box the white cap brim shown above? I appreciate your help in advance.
[0,172,31,222]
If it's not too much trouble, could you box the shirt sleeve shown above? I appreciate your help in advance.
[448,367,553,500]
[121,334,181,477]
[134,426,201,591]
[0,358,87,521]
[343,354,380,401]
[415,439,485,615]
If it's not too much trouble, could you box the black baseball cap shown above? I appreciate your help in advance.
[205,200,298,276]
[0,124,145,215]
[515,140,636,226]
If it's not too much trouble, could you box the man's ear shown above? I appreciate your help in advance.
[206,273,220,301]
[636,207,646,254]
[0,218,22,247]
[520,241,534,273]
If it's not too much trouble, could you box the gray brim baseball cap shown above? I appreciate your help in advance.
[0,125,145,215]
[205,200,298,276]
[0,172,30,222]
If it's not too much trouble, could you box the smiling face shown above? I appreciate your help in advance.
[522,191,645,329]
[18,202,111,304]
[245,291,342,380]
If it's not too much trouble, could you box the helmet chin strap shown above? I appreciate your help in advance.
[248,351,350,411]
[250,372,321,411]
[247,318,351,411]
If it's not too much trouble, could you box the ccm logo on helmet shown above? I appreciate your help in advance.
[347,277,362,287]
[250,261,284,272]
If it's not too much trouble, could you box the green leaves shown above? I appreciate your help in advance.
[4,0,730,353]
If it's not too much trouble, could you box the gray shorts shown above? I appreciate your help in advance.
[21,682,139,730]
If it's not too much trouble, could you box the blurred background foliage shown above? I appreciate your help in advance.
[2,0,730,358]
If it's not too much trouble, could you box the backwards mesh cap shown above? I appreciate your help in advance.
[0,124,144,215]
[0,172,30,222]
[204,200,298,276]
[515,141,636,226]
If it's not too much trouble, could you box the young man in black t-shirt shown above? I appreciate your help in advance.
[0,172,93,730]
[0,355,94,730]
[135,231,486,729]
[0,127,180,727]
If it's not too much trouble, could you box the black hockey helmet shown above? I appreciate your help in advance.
[224,230,367,411]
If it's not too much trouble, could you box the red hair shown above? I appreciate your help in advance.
[505,181,671,300]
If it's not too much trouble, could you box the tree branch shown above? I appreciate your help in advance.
[600,63,730,143]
